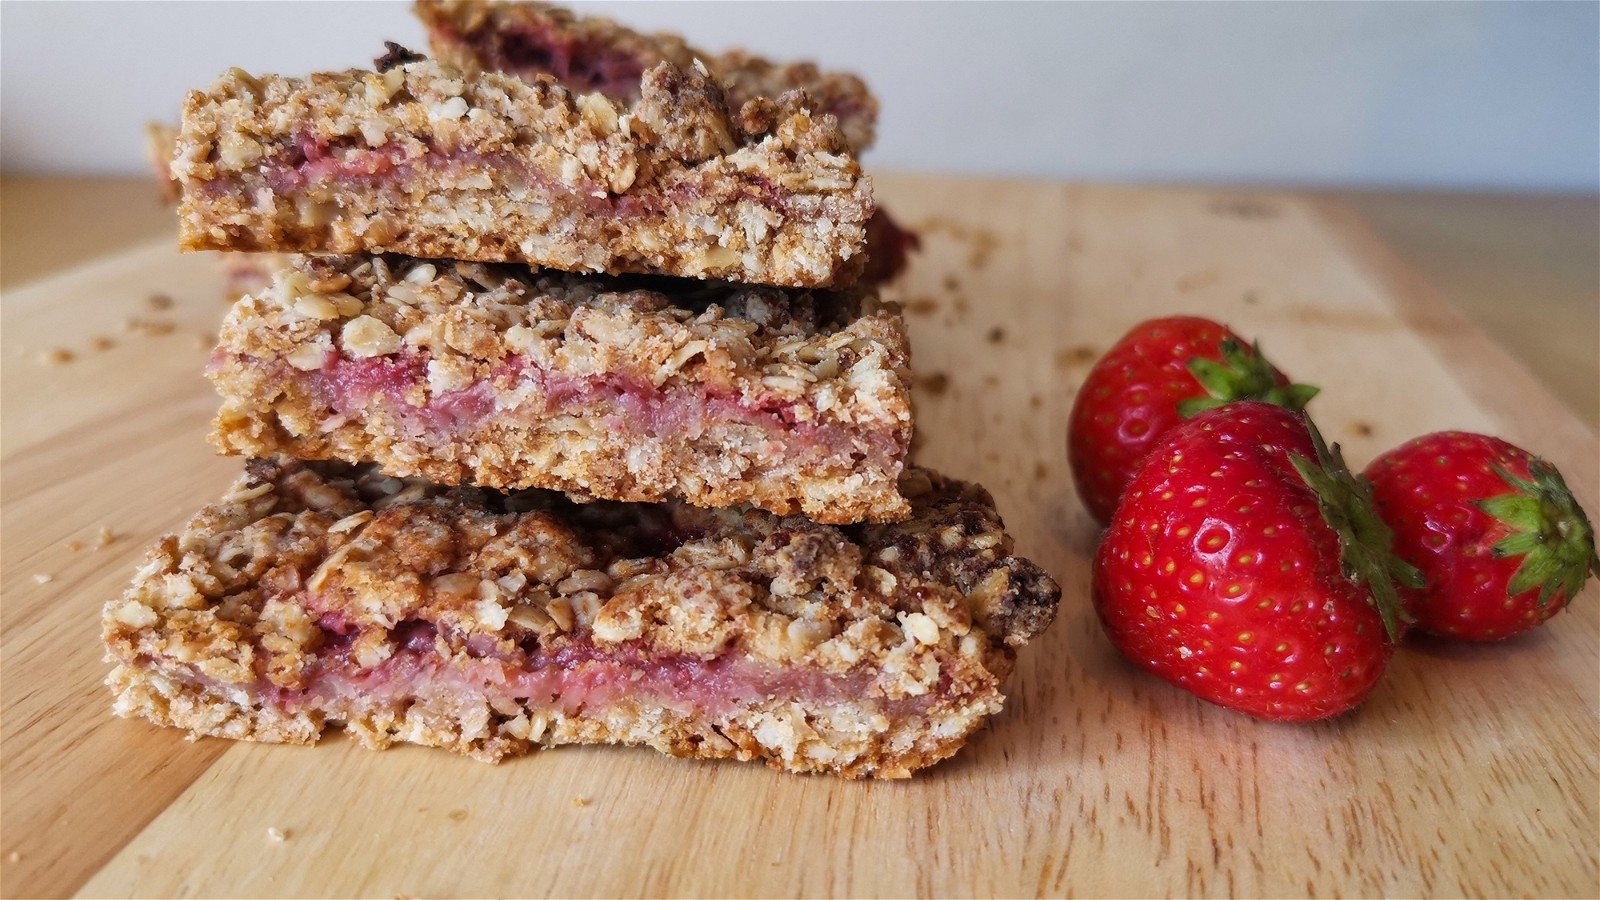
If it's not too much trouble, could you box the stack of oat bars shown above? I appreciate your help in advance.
[105,1,1060,779]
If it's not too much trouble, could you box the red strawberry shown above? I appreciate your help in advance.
[1068,316,1318,525]
[1364,431,1598,641]
[1093,403,1419,721]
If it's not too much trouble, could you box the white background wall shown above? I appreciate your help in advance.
[2,1,1595,190]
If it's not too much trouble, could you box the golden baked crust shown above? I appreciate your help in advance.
[209,254,913,523]
[174,55,873,288]
[104,460,1061,778]
[415,0,879,153]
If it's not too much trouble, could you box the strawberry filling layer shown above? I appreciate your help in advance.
[239,349,902,472]
[268,620,889,721]
[209,135,814,221]
[445,22,652,98]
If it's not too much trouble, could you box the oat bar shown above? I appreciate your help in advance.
[174,57,873,288]
[416,0,879,153]
[209,254,913,524]
[104,459,1061,778]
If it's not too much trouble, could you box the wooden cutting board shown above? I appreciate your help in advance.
[3,178,1595,898]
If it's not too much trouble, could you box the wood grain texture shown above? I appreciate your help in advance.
[1,179,1594,898]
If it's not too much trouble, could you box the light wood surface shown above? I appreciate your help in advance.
[2,179,1596,898]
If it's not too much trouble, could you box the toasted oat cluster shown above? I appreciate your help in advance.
[416,0,879,153]
[104,459,1060,778]
[210,254,913,523]
[174,56,873,288]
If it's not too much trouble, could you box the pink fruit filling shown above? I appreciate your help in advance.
[452,23,652,99]
[226,616,943,725]
[211,135,822,222]
[245,349,904,472]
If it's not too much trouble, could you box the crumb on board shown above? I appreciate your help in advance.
[967,232,997,269]
[448,809,468,822]
[40,348,74,365]
[917,371,950,396]
[1029,394,1043,409]
[1035,461,1049,481]
[66,540,84,552]
[1348,420,1375,438]
[986,326,1006,344]
[95,526,119,549]
[126,317,176,337]
[1207,198,1281,220]
[943,274,961,292]
[147,292,174,311]
[904,297,938,316]
[911,216,998,269]
[266,827,287,842]
[1056,345,1099,370]
[32,573,53,585]
[90,336,115,352]
[571,797,591,808]
[194,332,215,350]
[7,850,19,863]
[1176,268,1222,293]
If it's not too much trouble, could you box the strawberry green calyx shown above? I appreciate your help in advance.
[1177,339,1320,419]
[1289,418,1422,641]
[1477,459,1600,609]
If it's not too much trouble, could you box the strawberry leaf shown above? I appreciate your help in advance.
[1476,459,1600,609]
[1178,339,1320,419]
[1289,417,1420,641]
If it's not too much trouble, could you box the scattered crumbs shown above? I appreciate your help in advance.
[147,292,175,311]
[90,336,115,352]
[986,326,1006,344]
[917,371,950,396]
[1034,461,1049,481]
[1056,345,1099,370]
[1207,198,1280,220]
[447,809,468,822]
[981,372,999,387]
[40,348,75,365]
[967,230,998,269]
[266,827,287,842]
[32,573,53,585]
[1348,420,1375,438]
[1176,268,1222,293]
[907,216,997,270]
[571,797,591,808]
[95,526,119,549]
[942,274,961,293]
[126,317,177,337]
[65,540,84,552]
[194,332,216,351]
[1242,290,1260,306]
[904,297,939,316]
[985,450,1001,464]
[1029,394,1043,410]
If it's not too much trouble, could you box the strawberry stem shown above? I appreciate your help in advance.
[1289,417,1421,641]
[1477,459,1599,609]
[1178,339,1320,418]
